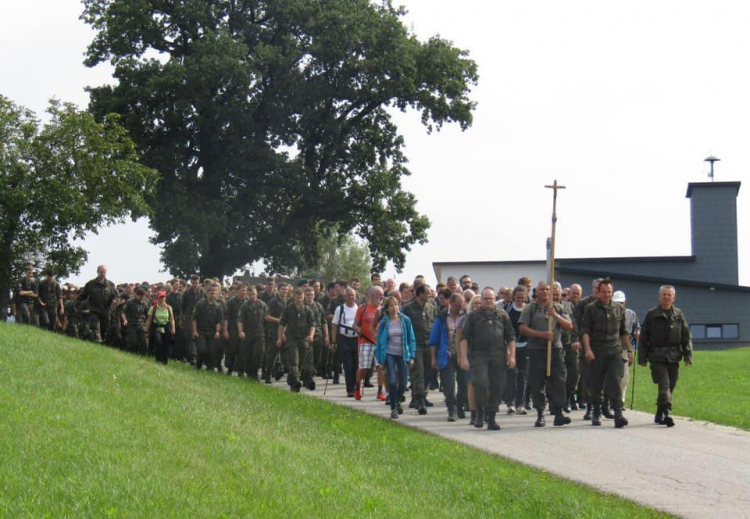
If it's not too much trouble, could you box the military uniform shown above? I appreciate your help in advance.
[572,295,596,409]
[167,291,183,359]
[560,300,579,408]
[78,277,117,343]
[263,295,287,381]
[37,278,62,331]
[519,302,568,423]
[401,298,437,407]
[638,305,692,424]
[192,298,224,370]
[279,301,315,390]
[306,300,327,377]
[122,297,150,354]
[580,299,630,425]
[16,276,39,326]
[180,287,204,363]
[63,298,81,338]
[461,306,515,425]
[223,295,247,374]
[238,299,267,379]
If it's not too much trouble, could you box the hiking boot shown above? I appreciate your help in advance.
[570,397,579,411]
[553,410,572,426]
[601,401,614,419]
[385,395,391,405]
[363,378,374,388]
[291,381,302,393]
[654,406,665,424]
[424,397,434,407]
[390,409,399,419]
[614,407,628,428]
[417,397,427,415]
[663,406,675,427]
[346,392,354,398]
[592,406,602,426]
[583,404,592,421]
[332,374,340,385]
[456,406,466,420]
[397,404,404,415]
[306,380,316,391]
[470,410,477,426]
[448,407,457,422]
[409,397,418,409]
[534,409,546,428]
[474,409,485,429]
[487,412,501,431]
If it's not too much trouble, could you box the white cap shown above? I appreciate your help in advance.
[612,290,626,303]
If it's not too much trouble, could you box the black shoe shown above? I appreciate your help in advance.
[417,397,427,415]
[448,407,457,422]
[264,374,272,384]
[601,401,614,419]
[614,407,628,428]
[535,409,546,428]
[487,412,501,431]
[291,381,302,393]
[307,380,316,391]
[470,410,477,425]
[409,397,418,409]
[592,406,602,426]
[570,397,579,411]
[563,404,572,413]
[399,394,406,403]
[583,404,592,421]
[654,406,665,424]
[332,375,340,385]
[363,379,374,388]
[474,409,485,429]
[274,370,283,381]
[196,362,203,370]
[346,392,354,398]
[456,407,466,420]
[397,404,404,415]
[385,395,391,406]
[663,406,675,427]
[524,401,532,410]
[424,398,434,408]
[554,410,572,426]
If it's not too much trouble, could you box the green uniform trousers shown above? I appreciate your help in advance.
[650,361,680,407]
[469,348,507,412]
[528,348,567,411]
[286,336,314,386]
[589,347,625,408]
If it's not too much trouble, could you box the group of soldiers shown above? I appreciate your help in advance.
[10,266,692,429]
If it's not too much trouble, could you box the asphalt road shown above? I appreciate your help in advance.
[271,376,750,519]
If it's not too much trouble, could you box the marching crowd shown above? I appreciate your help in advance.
[10,265,693,430]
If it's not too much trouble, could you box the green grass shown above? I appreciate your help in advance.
[628,347,750,430]
[0,323,667,518]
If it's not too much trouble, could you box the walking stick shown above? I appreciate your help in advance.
[630,347,637,410]
[323,348,332,395]
[545,180,566,377]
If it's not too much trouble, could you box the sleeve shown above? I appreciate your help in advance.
[518,305,532,326]
[579,305,592,337]
[680,312,693,362]
[618,307,629,337]
[637,312,651,365]
[279,306,289,327]
[332,306,341,326]
[503,313,515,343]
[428,317,441,347]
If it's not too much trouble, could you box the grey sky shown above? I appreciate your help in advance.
[2,1,748,286]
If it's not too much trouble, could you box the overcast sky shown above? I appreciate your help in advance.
[2,1,749,286]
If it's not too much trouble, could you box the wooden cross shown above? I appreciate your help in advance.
[545,180,565,376]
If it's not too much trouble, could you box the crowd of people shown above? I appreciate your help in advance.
[10,266,693,430]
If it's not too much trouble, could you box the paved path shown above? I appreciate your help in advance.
[269,377,750,519]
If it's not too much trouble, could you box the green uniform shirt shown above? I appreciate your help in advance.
[279,302,314,339]
[638,306,692,364]
[580,299,628,350]
[224,295,247,332]
[192,299,224,333]
[266,295,287,335]
[16,277,38,305]
[123,298,150,330]
[560,300,574,347]
[238,299,267,338]
[461,306,515,353]
[38,279,61,305]
[518,302,566,350]
[79,277,117,317]
[305,300,326,338]
[402,299,437,347]
[181,287,204,318]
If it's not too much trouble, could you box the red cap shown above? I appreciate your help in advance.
[157,291,166,298]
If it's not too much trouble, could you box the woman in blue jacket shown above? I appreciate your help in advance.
[376,296,416,419]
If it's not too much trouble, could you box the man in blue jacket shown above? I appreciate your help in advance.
[430,293,467,422]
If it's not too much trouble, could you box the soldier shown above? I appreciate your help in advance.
[458,288,517,430]
[580,279,632,428]
[519,281,573,427]
[553,282,578,413]
[571,279,601,419]
[180,275,204,364]
[16,265,39,326]
[121,287,149,354]
[401,283,437,414]
[263,282,289,383]
[260,278,276,304]
[223,282,248,376]
[237,286,268,380]
[638,285,692,427]
[37,269,63,331]
[166,281,184,360]
[192,285,223,370]
[78,265,117,343]
[278,287,315,392]
[304,286,329,382]
[63,288,81,338]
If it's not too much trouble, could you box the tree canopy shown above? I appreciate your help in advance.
[0,95,158,317]
[82,0,478,278]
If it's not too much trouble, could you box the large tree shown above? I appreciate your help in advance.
[0,95,158,319]
[82,0,478,278]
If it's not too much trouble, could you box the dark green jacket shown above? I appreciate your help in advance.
[461,306,515,353]
[402,299,437,347]
[279,302,314,339]
[638,306,692,364]
[238,299,267,338]
[580,299,628,350]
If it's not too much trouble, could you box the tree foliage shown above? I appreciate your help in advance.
[294,231,371,285]
[82,0,478,278]
[0,95,158,317]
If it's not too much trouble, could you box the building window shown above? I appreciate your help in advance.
[689,324,739,340]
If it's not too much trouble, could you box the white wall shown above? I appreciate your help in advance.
[433,263,548,291]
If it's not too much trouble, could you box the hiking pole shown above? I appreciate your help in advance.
[323,347,332,395]
[545,180,566,377]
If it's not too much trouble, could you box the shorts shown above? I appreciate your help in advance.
[358,343,376,369]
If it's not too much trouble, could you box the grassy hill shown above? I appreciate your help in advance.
[0,323,668,517]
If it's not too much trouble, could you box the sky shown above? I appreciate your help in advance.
[2,1,749,286]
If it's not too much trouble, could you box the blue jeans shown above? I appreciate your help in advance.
[386,353,409,410]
